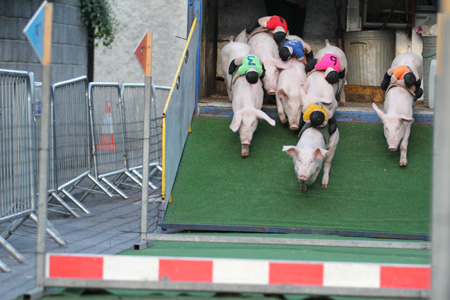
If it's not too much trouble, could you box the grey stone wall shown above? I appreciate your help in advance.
[93,0,187,87]
[0,0,88,83]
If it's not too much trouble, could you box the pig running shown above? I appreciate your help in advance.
[220,41,276,157]
[276,56,308,130]
[372,48,423,166]
[303,40,347,114]
[236,29,291,95]
[282,117,340,192]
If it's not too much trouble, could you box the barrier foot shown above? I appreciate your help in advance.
[134,240,154,251]
[87,173,114,197]
[23,287,45,300]
[61,188,91,214]
[29,213,67,247]
[50,192,80,218]
[1,215,28,240]
[0,235,26,264]
[100,177,129,199]
[78,182,97,202]
[131,169,157,190]
[0,259,10,272]
[124,170,143,187]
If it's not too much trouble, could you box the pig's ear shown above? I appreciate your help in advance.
[315,148,329,159]
[255,109,276,126]
[372,102,385,120]
[314,96,333,106]
[277,88,287,99]
[282,146,299,158]
[387,67,395,76]
[400,115,414,123]
[275,58,292,70]
[230,110,243,132]
[234,56,245,66]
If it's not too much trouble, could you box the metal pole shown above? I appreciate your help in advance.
[35,2,53,290]
[36,65,51,287]
[138,75,152,249]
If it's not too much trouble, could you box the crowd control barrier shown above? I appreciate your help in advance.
[50,77,113,218]
[162,19,199,202]
[120,84,162,189]
[0,69,65,273]
[89,83,129,199]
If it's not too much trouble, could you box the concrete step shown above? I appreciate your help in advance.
[197,96,434,125]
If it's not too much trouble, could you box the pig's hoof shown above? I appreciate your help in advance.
[279,115,287,124]
[300,185,307,193]
[322,183,328,188]
[400,160,408,167]
[339,100,346,106]
[241,145,249,157]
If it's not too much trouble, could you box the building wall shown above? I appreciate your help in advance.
[0,0,88,83]
[93,0,187,87]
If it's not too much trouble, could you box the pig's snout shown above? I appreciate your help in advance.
[289,124,299,130]
[388,147,397,151]
[268,89,276,95]
[241,144,249,157]
[298,174,308,181]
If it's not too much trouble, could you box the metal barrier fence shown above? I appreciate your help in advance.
[0,69,65,273]
[122,85,167,188]
[162,19,199,202]
[120,84,161,189]
[89,83,128,198]
[50,77,113,218]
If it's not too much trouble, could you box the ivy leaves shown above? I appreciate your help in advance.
[80,0,119,47]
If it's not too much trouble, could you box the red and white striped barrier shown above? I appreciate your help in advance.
[46,254,430,290]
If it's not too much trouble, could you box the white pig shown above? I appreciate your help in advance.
[221,41,276,157]
[303,40,347,113]
[220,40,251,101]
[282,123,340,192]
[372,48,422,166]
[236,29,291,95]
[276,58,308,130]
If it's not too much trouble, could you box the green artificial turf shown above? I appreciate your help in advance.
[163,118,433,235]
[119,233,429,265]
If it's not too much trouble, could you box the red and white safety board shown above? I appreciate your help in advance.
[46,254,430,289]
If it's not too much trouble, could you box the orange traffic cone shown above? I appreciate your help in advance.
[97,100,115,151]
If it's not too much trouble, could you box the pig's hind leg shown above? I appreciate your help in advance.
[338,84,346,106]
[276,95,288,124]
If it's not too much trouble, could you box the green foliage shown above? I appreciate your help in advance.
[79,0,119,47]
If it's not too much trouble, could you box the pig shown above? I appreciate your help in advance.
[220,41,276,157]
[282,119,340,192]
[236,29,291,95]
[220,39,251,101]
[276,58,308,130]
[372,48,423,167]
[303,40,347,113]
